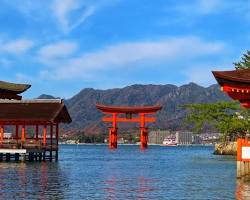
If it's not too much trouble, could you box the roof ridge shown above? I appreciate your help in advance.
[0,99,63,103]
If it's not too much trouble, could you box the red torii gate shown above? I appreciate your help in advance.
[96,104,162,149]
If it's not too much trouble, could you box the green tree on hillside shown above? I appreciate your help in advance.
[233,50,250,69]
[184,101,250,141]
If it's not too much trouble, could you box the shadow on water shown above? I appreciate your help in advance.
[0,161,69,199]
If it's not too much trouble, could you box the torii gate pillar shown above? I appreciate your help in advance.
[109,127,118,149]
[140,127,148,149]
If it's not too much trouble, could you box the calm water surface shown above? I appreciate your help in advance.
[0,145,248,199]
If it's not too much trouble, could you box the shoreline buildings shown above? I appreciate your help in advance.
[149,130,215,145]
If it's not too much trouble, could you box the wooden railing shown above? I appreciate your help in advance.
[0,138,58,150]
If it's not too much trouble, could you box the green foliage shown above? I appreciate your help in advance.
[72,133,105,143]
[184,101,250,141]
[233,50,250,69]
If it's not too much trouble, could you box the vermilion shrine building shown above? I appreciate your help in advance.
[213,68,250,178]
[96,104,162,149]
[213,69,250,108]
[0,80,71,161]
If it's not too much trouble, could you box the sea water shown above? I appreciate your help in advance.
[0,145,248,199]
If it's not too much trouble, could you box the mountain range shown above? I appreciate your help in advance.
[39,83,230,135]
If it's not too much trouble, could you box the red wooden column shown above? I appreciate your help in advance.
[21,125,25,142]
[109,113,118,149]
[140,113,148,149]
[0,125,4,144]
[43,125,47,146]
[237,138,243,162]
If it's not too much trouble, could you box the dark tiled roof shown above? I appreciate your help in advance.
[0,81,31,94]
[0,99,71,123]
[212,69,250,86]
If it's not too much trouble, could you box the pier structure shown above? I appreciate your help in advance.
[0,81,72,161]
[96,104,162,149]
[213,69,250,178]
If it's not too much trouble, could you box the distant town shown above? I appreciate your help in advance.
[60,130,220,145]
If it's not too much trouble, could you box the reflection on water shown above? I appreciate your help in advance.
[0,145,241,199]
[236,179,250,200]
[104,176,158,200]
[0,162,68,199]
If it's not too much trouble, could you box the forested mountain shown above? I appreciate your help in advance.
[42,83,229,135]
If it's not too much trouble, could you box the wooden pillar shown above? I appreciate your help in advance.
[109,113,117,149]
[55,123,59,161]
[237,161,241,178]
[50,125,53,161]
[21,125,25,142]
[15,153,19,161]
[237,138,243,178]
[0,125,4,144]
[36,125,39,142]
[109,128,112,149]
[140,127,148,149]
[140,113,148,149]
[109,127,118,149]
[6,153,10,161]
[43,125,47,146]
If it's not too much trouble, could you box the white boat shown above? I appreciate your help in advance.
[162,137,177,146]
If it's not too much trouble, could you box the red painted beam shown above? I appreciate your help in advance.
[96,104,162,114]
[102,117,156,123]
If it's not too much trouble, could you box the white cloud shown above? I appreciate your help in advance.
[52,0,95,33]
[0,39,34,55]
[38,41,78,64]
[38,36,225,80]
[3,0,117,34]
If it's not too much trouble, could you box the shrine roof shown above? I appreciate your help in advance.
[212,69,250,87]
[0,99,72,123]
[96,104,162,114]
[0,80,31,94]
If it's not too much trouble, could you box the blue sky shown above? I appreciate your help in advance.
[0,0,249,98]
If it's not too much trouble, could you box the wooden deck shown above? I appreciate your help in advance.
[0,138,58,161]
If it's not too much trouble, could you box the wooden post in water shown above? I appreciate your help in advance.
[237,138,250,178]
